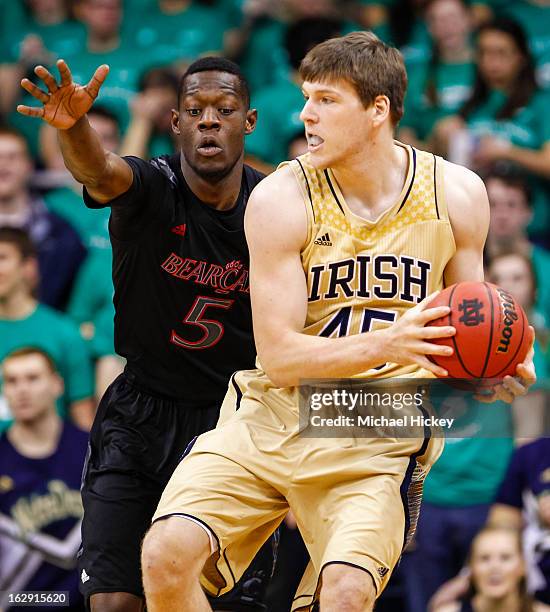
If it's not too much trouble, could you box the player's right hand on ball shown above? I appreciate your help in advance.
[16,59,109,129]
[379,291,455,377]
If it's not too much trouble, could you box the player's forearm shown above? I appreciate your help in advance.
[58,115,111,185]
[58,115,133,201]
[258,329,391,387]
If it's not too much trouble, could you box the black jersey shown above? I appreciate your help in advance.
[84,154,264,405]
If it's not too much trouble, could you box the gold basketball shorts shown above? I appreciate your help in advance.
[153,371,443,611]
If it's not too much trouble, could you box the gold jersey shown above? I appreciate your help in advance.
[285,141,456,379]
[234,142,457,408]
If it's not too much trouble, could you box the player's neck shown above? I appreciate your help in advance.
[472,591,522,612]
[182,159,244,211]
[8,411,62,459]
[330,138,408,218]
[0,292,36,320]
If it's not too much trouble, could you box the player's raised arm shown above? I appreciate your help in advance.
[17,59,133,203]
[246,167,456,387]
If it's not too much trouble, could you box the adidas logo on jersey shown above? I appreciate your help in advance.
[81,569,90,583]
[171,224,187,237]
[314,232,332,246]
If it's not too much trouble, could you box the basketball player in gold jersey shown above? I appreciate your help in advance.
[141,32,536,612]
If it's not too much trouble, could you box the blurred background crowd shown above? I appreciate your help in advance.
[0,0,549,610]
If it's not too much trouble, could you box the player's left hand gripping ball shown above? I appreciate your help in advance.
[475,327,536,404]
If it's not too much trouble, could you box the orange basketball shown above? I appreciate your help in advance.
[427,282,531,381]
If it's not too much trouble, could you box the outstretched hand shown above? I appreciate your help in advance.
[16,59,109,130]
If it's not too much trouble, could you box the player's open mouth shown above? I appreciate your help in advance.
[197,138,223,157]
[197,145,223,157]
[307,134,324,151]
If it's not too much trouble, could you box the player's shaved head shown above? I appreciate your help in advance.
[178,57,250,109]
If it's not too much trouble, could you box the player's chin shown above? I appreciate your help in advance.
[195,160,234,182]
[308,150,332,170]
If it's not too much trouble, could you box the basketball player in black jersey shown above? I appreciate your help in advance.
[17,57,271,612]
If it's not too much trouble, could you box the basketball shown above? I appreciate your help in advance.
[427,282,531,381]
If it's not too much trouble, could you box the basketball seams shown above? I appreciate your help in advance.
[449,284,477,378]
[430,282,530,381]
[479,282,494,379]
[490,303,527,378]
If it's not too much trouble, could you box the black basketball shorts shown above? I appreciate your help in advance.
[78,371,275,610]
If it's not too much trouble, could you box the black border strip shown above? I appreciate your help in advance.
[324,169,346,215]
[492,300,527,378]
[399,402,431,550]
[433,153,440,220]
[449,284,477,378]
[480,282,494,378]
[230,373,243,411]
[297,158,316,223]
[397,147,417,214]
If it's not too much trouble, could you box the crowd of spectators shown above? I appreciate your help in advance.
[0,0,549,610]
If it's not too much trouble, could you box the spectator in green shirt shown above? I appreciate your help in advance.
[399,0,475,149]
[119,67,178,160]
[489,250,550,406]
[434,18,550,244]
[62,0,153,132]
[0,228,94,432]
[503,0,550,91]
[1,0,86,156]
[128,0,231,70]
[0,127,86,310]
[484,163,550,328]
[356,0,434,64]
[231,0,358,96]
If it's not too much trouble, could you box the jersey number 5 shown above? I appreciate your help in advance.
[171,296,234,350]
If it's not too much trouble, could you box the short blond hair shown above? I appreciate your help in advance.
[299,31,407,125]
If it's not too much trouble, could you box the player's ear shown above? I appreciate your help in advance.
[372,95,390,127]
[171,109,180,135]
[245,109,257,135]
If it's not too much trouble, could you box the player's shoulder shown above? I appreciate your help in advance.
[245,164,308,246]
[121,153,180,191]
[441,159,486,203]
[243,163,266,192]
[440,159,488,232]
[248,163,302,205]
[147,154,180,187]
